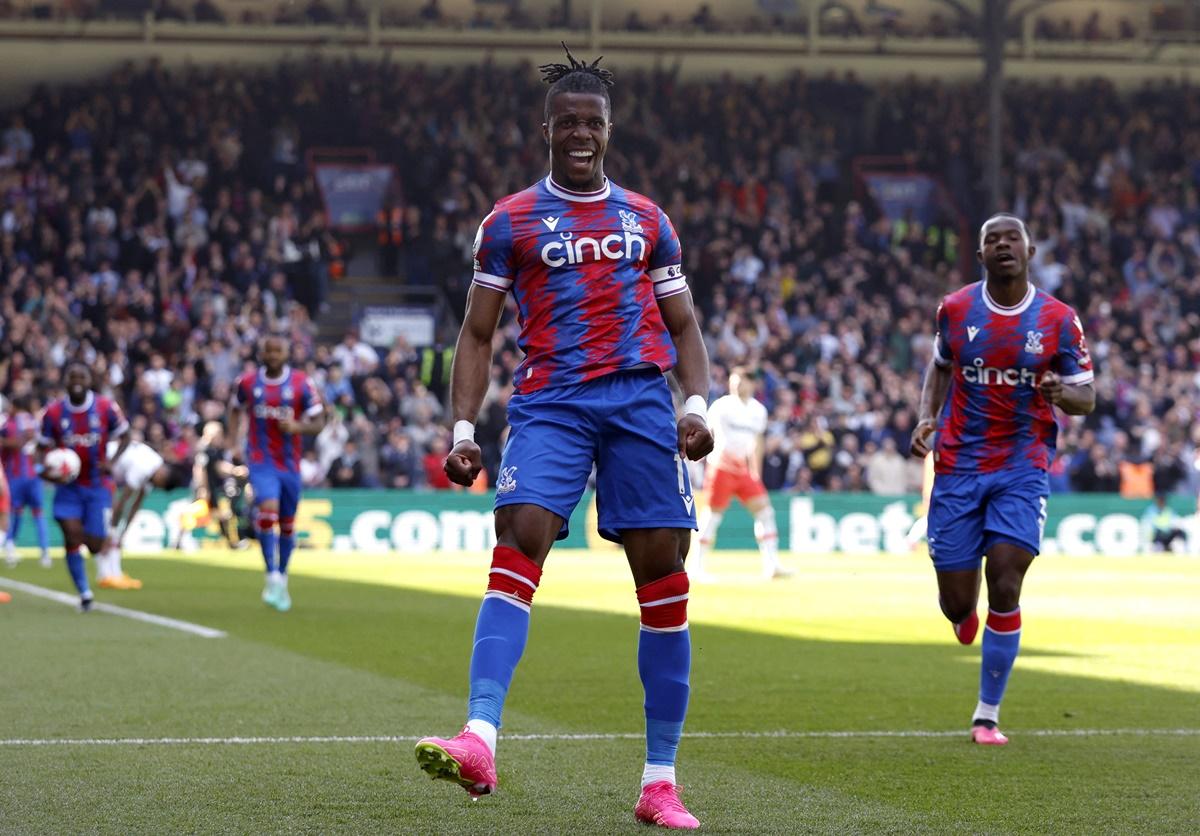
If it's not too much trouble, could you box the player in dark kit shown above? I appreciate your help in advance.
[910,213,1095,745]
[414,47,714,829]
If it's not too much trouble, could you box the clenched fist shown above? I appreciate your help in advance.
[443,440,483,487]
[678,414,714,461]
[909,418,937,459]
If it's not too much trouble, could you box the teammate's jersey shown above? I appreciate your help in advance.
[234,366,322,472]
[39,393,129,488]
[1,412,38,479]
[472,176,688,394]
[932,281,1093,474]
[708,394,768,474]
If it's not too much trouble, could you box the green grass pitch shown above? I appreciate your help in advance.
[1,546,1198,834]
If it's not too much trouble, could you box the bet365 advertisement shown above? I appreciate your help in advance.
[11,490,1195,557]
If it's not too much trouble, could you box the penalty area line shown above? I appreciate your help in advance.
[1,728,1197,747]
[0,577,226,639]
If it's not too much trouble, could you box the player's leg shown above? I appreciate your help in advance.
[248,466,282,605]
[414,510,565,797]
[594,371,700,829]
[97,486,128,586]
[272,474,302,612]
[27,479,51,566]
[215,497,243,548]
[80,485,129,588]
[54,485,92,610]
[623,527,699,830]
[416,387,595,796]
[971,470,1047,744]
[106,485,147,589]
[692,470,731,581]
[927,473,986,645]
[0,474,11,567]
[5,491,20,567]
[744,489,789,579]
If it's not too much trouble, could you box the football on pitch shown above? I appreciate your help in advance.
[44,448,82,483]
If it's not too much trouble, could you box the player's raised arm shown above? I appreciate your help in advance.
[444,284,507,486]
[657,290,714,462]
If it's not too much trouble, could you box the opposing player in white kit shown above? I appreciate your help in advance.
[693,367,793,580]
[102,439,172,589]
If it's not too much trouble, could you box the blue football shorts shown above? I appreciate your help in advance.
[496,368,697,543]
[10,475,44,510]
[927,468,1049,572]
[248,464,302,519]
[53,482,113,539]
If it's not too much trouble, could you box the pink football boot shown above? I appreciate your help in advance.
[635,781,700,830]
[414,727,498,798]
[971,724,1009,746]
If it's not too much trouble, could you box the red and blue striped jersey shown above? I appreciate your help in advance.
[38,393,129,487]
[932,281,1093,474]
[234,366,322,472]
[1,412,38,479]
[472,176,688,394]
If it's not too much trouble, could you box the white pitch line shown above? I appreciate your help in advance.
[0,577,226,639]
[0,728,1196,747]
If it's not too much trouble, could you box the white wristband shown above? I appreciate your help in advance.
[683,395,708,422]
[452,420,475,446]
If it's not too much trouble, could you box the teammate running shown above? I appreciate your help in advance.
[38,364,130,611]
[910,213,1095,745]
[231,335,325,612]
[692,366,793,580]
[2,396,50,568]
[414,47,714,829]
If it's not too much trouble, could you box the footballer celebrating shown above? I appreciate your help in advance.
[910,213,1095,745]
[414,46,714,829]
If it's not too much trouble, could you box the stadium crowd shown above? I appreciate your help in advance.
[1,58,1198,498]
[0,0,1149,43]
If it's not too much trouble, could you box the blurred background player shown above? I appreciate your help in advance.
[102,435,178,590]
[192,421,251,551]
[1140,494,1187,553]
[2,396,51,568]
[692,367,793,581]
[414,47,713,830]
[0,435,9,569]
[38,364,130,612]
[910,213,1095,746]
[231,335,325,612]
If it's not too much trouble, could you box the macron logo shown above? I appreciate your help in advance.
[683,496,695,514]
[967,326,980,342]
[542,216,560,232]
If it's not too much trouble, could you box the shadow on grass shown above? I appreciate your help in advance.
[19,557,1197,737]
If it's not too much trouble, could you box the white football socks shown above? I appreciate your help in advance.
[973,700,1000,725]
[641,763,676,788]
[465,719,498,756]
[754,505,779,573]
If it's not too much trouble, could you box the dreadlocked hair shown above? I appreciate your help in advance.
[540,42,614,122]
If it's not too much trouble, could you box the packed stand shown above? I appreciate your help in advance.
[1,59,1198,498]
[0,0,1150,43]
